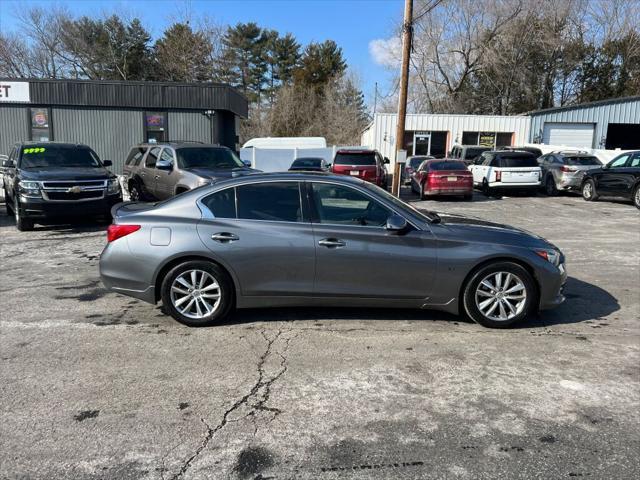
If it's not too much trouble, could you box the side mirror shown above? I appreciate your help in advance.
[2,159,15,168]
[603,163,610,169]
[242,159,252,167]
[103,160,113,167]
[385,214,408,234]
[156,160,173,171]
[384,157,390,164]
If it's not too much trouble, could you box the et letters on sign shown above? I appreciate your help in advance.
[0,82,30,103]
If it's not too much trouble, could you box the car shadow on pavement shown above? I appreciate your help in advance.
[229,276,618,330]
[0,202,108,233]
[519,276,619,329]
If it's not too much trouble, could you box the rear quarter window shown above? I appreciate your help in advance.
[565,156,602,166]
[202,188,236,219]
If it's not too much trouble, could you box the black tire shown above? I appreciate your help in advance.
[160,260,234,327]
[129,181,145,202]
[582,179,598,201]
[462,261,538,328]
[633,184,640,210]
[420,182,428,201]
[14,197,34,231]
[410,179,418,194]
[545,175,558,196]
[463,194,473,201]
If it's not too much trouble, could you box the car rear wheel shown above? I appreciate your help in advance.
[14,197,34,231]
[420,182,429,200]
[463,262,537,328]
[161,260,234,327]
[545,175,558,196]
[482,179,502,199]
[582,179,598,201]
[633,184,640,210]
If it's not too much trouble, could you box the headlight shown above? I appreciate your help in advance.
[535,248,561,266]
[18,180,41,198]
[107,179,121,195]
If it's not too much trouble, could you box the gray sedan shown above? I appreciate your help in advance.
[99,173,566,328]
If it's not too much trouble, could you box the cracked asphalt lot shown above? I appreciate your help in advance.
[1,191,639,479]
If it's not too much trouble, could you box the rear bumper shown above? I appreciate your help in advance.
[99,240,157,304]
[556,176,582,190]
[487,183,540,191]
[424,186,473,196]
[18,194,122,219]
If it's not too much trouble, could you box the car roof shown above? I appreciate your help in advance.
[17,141,91,148]
[490,150,536,158]
[133,142,229,149]
[336,149,376,154]
[293,157,324,161]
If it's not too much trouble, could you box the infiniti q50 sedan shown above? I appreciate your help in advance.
[99,173,566,328]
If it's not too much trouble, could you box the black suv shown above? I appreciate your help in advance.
[581,150,640,209]
[2,142,122,230]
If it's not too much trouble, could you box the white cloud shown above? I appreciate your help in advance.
[369,37,402,68]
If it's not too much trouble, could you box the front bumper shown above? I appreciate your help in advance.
[539,262,567,310]
[18,194,122,219]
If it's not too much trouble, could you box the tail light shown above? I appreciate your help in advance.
[560,166,577,173]
[107,224,141,243]
[495,170,502,182]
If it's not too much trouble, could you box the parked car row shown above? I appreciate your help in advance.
[405,147,640,209]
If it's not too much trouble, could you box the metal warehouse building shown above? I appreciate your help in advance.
[361,113,531,165]
[529,96,640,149]
[0,79,248,174]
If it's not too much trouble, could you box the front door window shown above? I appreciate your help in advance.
[311,183,390,227]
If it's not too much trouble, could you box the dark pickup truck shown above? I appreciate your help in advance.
[2,142,122,231]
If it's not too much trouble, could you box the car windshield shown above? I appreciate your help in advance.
[177,147,245,170]
[334,152,376,166]
[19,145,102,169]
[292,158,322,167]
[565,156,601,166]
[430,161,467,171]
[499,156,538,167]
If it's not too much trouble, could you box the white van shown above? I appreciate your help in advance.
[242,137,327,149]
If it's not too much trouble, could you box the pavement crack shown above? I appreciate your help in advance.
[169,329,295,479]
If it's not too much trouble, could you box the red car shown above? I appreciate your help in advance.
[331,149,389,188]
[410,159,473,200]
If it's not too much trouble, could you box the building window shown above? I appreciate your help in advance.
[30,107,51,141]
[144,111,167,143]
[462,131,513,148]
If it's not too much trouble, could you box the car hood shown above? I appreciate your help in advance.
[19,167,114,181]
[183,167,259,180]
[431,212,554,249]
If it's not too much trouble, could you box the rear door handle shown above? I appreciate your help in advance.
[318,238,346,248]
[211,232,239,243]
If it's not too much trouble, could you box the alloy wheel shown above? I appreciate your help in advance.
[634,187,640,209]
[475,271,527,322]
[582,182,593,200]
[170,269,221,320]
[130,185,140,201]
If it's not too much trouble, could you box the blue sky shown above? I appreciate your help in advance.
[0,0,401,104]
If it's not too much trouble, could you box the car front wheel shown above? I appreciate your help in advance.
[160,260,234,327]
[582,179,598,201]
[633,184,640,210]
[14,197,34,231]
[463,262,537,328]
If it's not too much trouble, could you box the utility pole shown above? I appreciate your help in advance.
[392,0,413,197]
[373,82,378,115]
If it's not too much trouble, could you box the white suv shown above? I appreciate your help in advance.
[470,151,541,197]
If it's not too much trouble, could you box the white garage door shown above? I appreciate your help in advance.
[542,123,595,148]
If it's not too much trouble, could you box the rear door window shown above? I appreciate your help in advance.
[145,147,160,168]
[236,182,302,223]
[202,188,237,219]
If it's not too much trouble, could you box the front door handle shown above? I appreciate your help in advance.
[211,232,239,243]
[318,238,346,248]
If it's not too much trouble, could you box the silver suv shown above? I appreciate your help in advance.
[538,151,602,196]
[123,142,258,201]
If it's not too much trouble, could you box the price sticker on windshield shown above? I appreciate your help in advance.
[23,147,46,154]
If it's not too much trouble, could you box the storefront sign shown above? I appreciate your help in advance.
[0,81,30,103]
